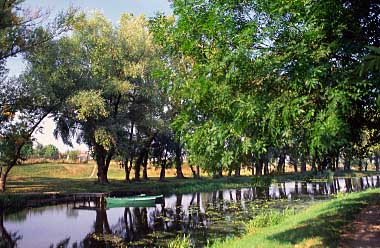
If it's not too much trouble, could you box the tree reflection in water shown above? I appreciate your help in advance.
[2,176,380,248]
[0,208,22,248]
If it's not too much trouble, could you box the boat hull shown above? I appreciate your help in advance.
[105,194,163,208]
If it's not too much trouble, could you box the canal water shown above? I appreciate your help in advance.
[1,176,379,247]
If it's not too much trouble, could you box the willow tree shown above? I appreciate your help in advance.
[39,12,159,184]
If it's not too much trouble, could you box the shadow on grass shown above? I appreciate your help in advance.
[267,192,380,247]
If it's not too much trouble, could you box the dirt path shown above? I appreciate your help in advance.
[339,205,380,248]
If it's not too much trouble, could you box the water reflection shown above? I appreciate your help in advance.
[2,176,380,248]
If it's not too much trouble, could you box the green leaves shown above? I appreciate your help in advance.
[69,90,109,121]
[152,0,380,172]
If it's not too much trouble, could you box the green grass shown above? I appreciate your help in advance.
[245,208,296,231]
[210,188,380,248]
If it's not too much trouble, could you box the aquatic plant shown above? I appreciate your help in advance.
[168,234,193,248]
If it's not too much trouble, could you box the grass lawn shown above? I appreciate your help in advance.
[211,188,380,248]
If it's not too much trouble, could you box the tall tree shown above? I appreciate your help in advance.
[44,12,159,184]
[151,0,380,174]
[0,1,74,191]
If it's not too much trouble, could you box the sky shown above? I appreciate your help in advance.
[13,0,172,152]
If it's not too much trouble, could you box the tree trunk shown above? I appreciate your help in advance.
[375,153,379,172]
[134,152,144,181]
[0,166,11,192]
[126,156,134,182]
[95,144,112,184]
[142,151,148,180]
[263,158,269,175]
[159,159,166,181]
[189,164,198,178]
[104,150,113,182]
[358,158,363,171]
[291,157,298,173]
[235,164,241,177]
[175,144,184,179]
[344,157,351,171]
[96,155,108,184]
[196,166,200,178]
[125,122,134,182]
[311,159,317,172]
[300,158,307,173]
[228,167,233,177]
[255,159,263,176]
[218,167,223,178]
[251,156,255,176]
[278,154,285,173]
[335,155,339,170]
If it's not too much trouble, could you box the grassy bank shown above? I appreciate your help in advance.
[210,188,380,248]
[3,162,380,197]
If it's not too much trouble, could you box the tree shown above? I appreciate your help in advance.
[0,1,75,191]
[43,144,59,160]
[66,150,80,161]
[45,12,159,184]
[151,0,380,174]
[20,141,33,159]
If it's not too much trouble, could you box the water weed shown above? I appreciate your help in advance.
[168,235,193,248]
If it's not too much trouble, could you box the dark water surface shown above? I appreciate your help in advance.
[2,176,380,247]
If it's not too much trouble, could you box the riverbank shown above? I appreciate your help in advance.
[2,162,380,207]
[210,188,380,248]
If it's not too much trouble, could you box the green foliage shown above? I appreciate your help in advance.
[69,90,109,121]
[168,235,193,248]
[66,150,80,160]
[42,144,59,160]
[19,142,33,159]
[24,11,161,183]
[0,1,76,191]
[360,46,380,75]
[151,0,380,174]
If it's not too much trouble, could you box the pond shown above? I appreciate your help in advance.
[2,176,379,247]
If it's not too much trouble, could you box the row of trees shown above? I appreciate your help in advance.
[1,0,379,191]
[22,143,59,160]
[20,143,81,161]
[150,0,380,176]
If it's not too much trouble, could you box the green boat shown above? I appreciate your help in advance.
[105,194,163,208]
